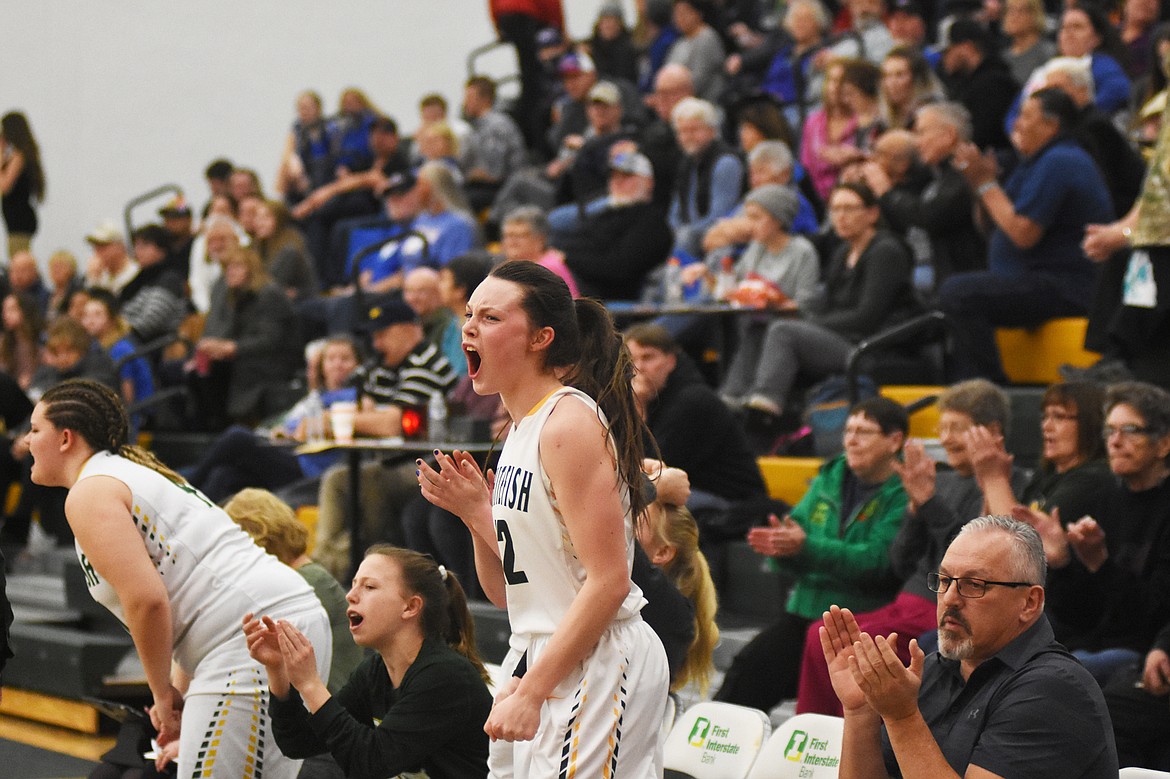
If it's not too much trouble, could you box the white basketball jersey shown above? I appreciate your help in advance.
[74,451,318,680]
[493,387,646,639]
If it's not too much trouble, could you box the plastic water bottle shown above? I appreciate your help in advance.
[303,390,326,443]
[428,390,448,441]
[663,258,684,305]
[713,255,737,301]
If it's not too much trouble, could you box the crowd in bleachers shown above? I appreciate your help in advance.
[5,0,1170,772]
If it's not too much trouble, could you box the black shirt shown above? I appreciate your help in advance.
[882,616,1118,778]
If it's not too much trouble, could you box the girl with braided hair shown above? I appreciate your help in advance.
[244,544,493,778]
[417,260,670,777]
[26,379,331,778]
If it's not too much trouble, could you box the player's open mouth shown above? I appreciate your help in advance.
[347,611,364,628]
[465,345,481,377]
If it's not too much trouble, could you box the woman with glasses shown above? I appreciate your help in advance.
[1021,381,1170,686]
[723,181,917,421]
[975,381,1114,528]
[715,396,909,713]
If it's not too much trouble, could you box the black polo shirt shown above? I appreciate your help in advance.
[881,615,1117,778]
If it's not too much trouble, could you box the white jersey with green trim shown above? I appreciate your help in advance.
[492,386,646,639]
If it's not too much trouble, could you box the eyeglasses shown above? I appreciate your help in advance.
[1102,424,1155,440]
[927,572,1033,598]
[1041,410,1077,424]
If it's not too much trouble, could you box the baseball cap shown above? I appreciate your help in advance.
[360,296,419,332]
[383,170,418,197]
[941,17,990,49]
[558,52,596,76]
[86,220,125,246]
[610,151,653,177]
[588,81,621,105]
[158,195,192,217]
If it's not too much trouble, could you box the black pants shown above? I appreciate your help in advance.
[1103,663,1170,770]
[714,611,811,711]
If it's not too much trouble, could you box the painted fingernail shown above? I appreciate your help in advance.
[433,449,440,456]
[416,469,420,476]
[415,459,422,465]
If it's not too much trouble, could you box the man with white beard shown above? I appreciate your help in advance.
[820,516,1118,778]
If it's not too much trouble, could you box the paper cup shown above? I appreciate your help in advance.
[330,401,357,443]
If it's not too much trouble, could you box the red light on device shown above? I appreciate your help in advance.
[401,408,424,439]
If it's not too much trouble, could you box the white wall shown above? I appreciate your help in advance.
[1,0,632,266]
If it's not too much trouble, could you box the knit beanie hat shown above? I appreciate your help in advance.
[744,184,799,231]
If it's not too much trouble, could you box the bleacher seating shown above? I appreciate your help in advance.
[995,317,1099,385]
[663,700,771,779]
[746,713,843,779]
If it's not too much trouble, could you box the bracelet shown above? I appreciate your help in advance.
[976,181,998,197]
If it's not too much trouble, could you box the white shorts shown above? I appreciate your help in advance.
[178,599,331,778]
[490,618,669,779]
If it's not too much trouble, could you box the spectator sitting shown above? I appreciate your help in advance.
[820,516,1118,777]
[413,120,463,182]
[701,141,818,260]
[547,52,647,161]
[0,292,43,391]
[223,487,366,695]
[636,492,720,694]
[293,115,411,286]
[669,97,745,258]
[460,74,528,213]
[229,166,264,204]
[590,2,639,84]
[637,63,692,211]
[115,224,188,344]
[157,195,196,279]
[1001,0,1057,87]
[491,79,638,221]
[1104,617,1170,769]
[797,379,1029,715]
[313,299,458,580]
[715,397,909,712]
[626,323,767,527]
[1055,6,1132,116]
[202,157,233,216]
[866,102,986,292]
[1016,382,1170,685]
[328,87,382,173]
[500,206,578,297]
[186,212,240,315]
[1040,56,1146,219]
[946,87,1113,382]
[722,181,917,421]
[252,199,319,302]
[938,18,1019,154]
[412,93,472,168]
[28,316,118,399]
[274,90,333,206]
[976,381,1114,540]
[403,266,464,374]
[191,246,301,430]
[80,289,154,417]
[5,250,49,316]
[45,249,82,322]
[713,184,821,398]
[877,45,944,132]
[185,335,361,504]
[666,0,727,103]
[826,0,896,67]
[800,57,862,203]
[549,150,673,300]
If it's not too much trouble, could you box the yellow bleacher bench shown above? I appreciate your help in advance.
[995,317,1099,385]
[758,456,823,506]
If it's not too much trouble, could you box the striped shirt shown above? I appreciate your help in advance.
[361,339,458,409]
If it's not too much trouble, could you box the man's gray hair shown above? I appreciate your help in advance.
[503,205,550,240]
[785,0,831,33]
[1042,56,1096,102]
[671,97,720,129]
[749,140,795,174]
[956,515,1047,586]
[917,101,973,143]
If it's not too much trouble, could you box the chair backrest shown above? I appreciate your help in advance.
[1119,768,1170,778]
[746,713,845,779]
[663,700,771,779]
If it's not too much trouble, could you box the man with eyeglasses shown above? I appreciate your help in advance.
[822,515,1118,778]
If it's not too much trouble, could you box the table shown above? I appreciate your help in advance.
[296,436,495,580]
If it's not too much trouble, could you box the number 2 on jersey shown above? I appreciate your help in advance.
[496,519,529,585]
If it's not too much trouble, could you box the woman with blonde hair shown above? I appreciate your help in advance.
[252,199,319,301]
[195,246,300,427]
[224,488,364,694]
[638,498,719,694]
